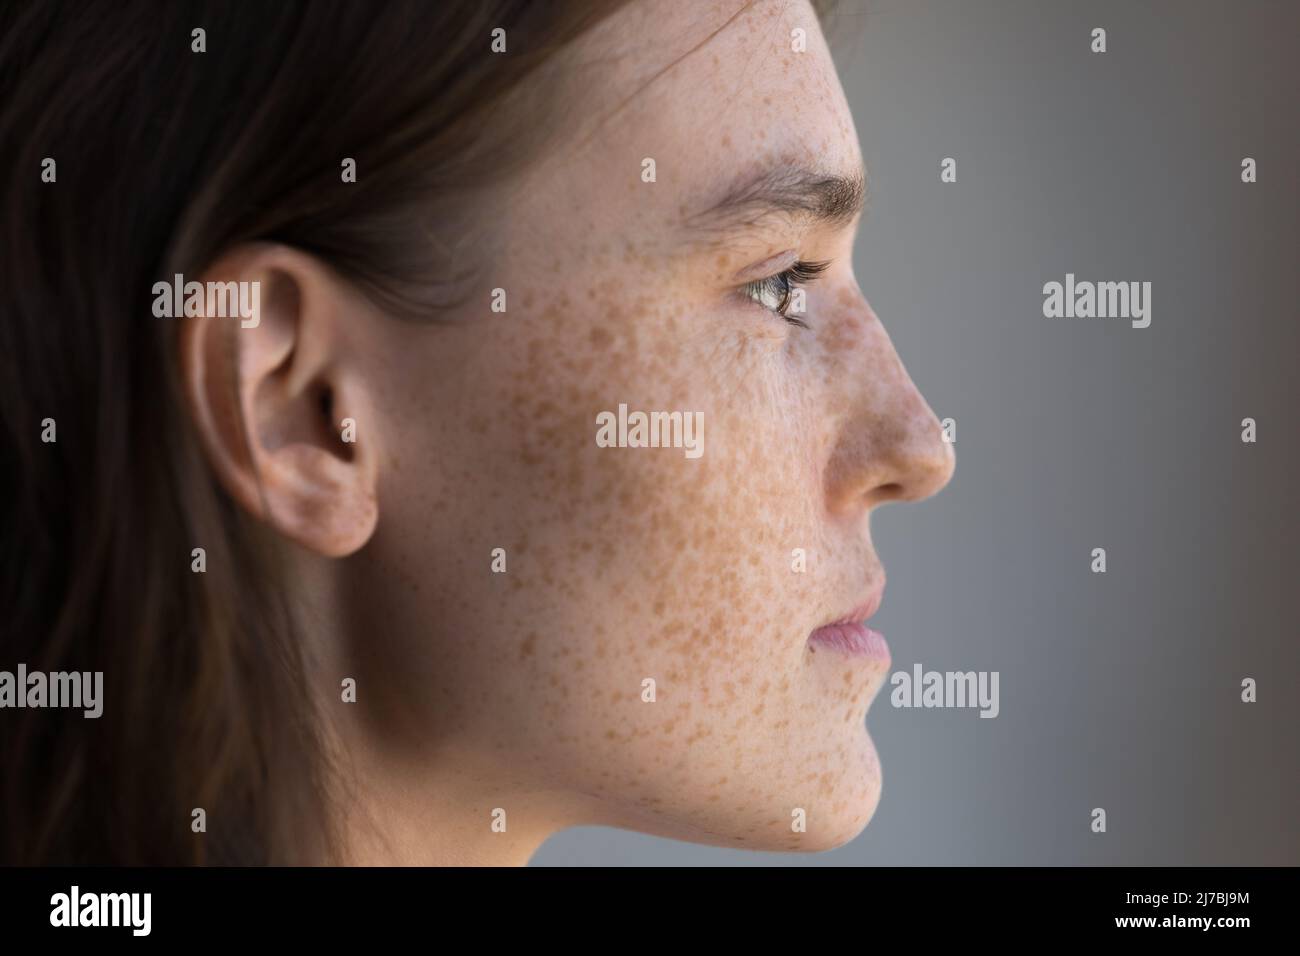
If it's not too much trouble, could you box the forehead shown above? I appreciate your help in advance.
[510,0,861,244]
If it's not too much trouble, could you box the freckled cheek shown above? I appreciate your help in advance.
[611,430,816,663]
[475,306,821,681]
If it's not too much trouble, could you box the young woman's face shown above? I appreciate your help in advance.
[344,0,953,852]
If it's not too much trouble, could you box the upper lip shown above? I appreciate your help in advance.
[822,580,885,628]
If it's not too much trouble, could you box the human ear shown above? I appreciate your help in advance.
[177,244,380,557]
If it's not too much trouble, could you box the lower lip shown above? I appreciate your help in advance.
[808,622,891,662]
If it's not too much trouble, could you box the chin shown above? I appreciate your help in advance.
[790,729,885,853]
[796,772,883,853]
[733,733,887,853]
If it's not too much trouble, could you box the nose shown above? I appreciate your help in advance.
[822,305,955,515]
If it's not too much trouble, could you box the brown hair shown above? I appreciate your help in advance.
[0,0,632,865]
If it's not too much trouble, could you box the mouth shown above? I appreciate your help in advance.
[807,585,890,662]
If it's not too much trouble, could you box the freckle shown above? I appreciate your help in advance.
[519,632,537,658]
[721,133,731,148]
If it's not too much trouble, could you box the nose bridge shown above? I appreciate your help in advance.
[823,303,955,512]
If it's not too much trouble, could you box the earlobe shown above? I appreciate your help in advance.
[177,244,380,558]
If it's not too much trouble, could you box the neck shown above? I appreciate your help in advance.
[295,554,573,866]
[327,741,563,866]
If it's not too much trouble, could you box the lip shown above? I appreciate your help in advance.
[807,585,889,661]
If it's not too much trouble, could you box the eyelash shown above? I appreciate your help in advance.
[740,259,831,329]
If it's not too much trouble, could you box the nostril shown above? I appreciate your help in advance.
[873,481,904,502]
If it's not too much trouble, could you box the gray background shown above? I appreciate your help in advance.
[534,0,1299,865]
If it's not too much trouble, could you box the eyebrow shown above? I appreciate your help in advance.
[680,161,868,247]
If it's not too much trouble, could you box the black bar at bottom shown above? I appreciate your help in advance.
[0,865,1288,941]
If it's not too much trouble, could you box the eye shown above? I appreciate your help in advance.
[740,259,831,329]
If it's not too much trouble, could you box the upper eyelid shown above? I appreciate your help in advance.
[749,258,832,291]
[782,258,832,281]
[729,248,800,284]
